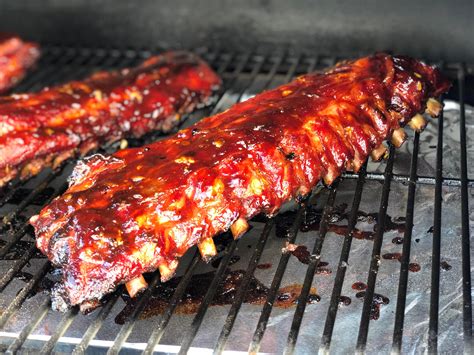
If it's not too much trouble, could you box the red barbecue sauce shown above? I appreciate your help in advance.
[31,54,451,310]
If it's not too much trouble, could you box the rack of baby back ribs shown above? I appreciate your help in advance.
[0,45,472,354]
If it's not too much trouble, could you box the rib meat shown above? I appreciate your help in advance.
[31,53,451,311]
[0,33,39,94]
[0,51,221,186]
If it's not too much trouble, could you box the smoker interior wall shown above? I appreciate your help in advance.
[0,0,472,62]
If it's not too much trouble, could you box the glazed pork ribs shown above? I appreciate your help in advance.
[31,53,450,312]
[0,51,221,187]
[0,33,39,93]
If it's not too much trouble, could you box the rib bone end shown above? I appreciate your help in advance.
[198,237,217,262]
[230,217,249,239]
[426,98,442,117]
[125,275,148,298]
[391,128,407,148]
[408,113,428,132]
[370,143,388,162]
[159,260,178,282]
[322,166,338,186]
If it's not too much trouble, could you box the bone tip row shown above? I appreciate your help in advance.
[109,218,251,297]
[108,98,444,298]
[196,218,250,262]
[125,261,178,297]
[370,97,442,162]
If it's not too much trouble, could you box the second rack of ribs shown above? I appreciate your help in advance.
[0,51,221,187]
[31,53,450,312]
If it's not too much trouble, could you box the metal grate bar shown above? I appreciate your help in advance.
[248,199,308,354]
[0,261,51,328]
[284,185,339,354]
[107,51,235,355]
[0,49,108,209]
[107,275,163,355]
[178,240,238,354]
[0,245,36,292]
[142,252,201,355]
[278,55,302,84]
[392,131,421,352]
[208,52,232,82]
[0,178,67,257]
[457,65,473,352]
[210,51,255,115]
[213,55,302,355]
[254,54,284,91]
[5,298,50,354]
[54,54,110,85]
[209,53,258,115]
[304,56,317,75]
[72,293,121,354]
[177,54,286,354]
[40,307,79,354]
[37,50,96,88]
[0,220,32,259]
[0,182,68,292]
[428,96,445,353]
[213,219,275,354]
[72,50,238,353]
[9,48,74,93]
[0,185,18,209]
[341,172,474,188]
[248,56,329,354]
[320,163,367,351]
[2,171,60,224]
[72,51,232,355]
[356,145,396,352]
[109,50,263,354]
[0,48,471,354]
[28,50,85,92]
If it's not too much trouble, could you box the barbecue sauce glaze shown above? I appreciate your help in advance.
[31,53,450,311]
[0,51,221,186]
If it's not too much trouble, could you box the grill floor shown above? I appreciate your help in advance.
[0,47,472,354]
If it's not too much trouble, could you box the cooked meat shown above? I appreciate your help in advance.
[0,33,39,93]
[30,53,450,312]
[0,51,221,187]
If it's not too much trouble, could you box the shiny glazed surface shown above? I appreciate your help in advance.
[31,53,450,311]
[0,51,221,186]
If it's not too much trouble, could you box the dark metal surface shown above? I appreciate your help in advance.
[428,94,445,353]
[0,1,473,62]
[0,47,472,354]
[356,145,396,352]
[457,65,473,352]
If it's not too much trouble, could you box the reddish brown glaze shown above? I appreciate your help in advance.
[0,33,39,94]
[116,270,318,324]
[0,51,221,186]
[352,282,368,291]
[31,53,450,311]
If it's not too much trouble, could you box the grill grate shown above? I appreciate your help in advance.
[0,47,472,354]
